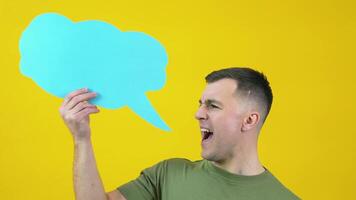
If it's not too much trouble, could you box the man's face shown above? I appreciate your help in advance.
[195,78,247,162]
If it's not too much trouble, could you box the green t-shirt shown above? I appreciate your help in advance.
[118,158,300,200]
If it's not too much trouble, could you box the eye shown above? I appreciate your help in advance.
[208,104,219,109]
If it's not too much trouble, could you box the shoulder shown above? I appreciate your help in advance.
[164,157,194,164]
[264,169,300,199]
[164,157,202,166]
[156,158,203,172]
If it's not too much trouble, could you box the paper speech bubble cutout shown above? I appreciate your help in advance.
[19,13,170,131]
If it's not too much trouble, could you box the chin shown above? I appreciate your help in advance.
[201,151,213,161]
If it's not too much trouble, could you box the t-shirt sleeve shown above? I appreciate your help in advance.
[117,160,167,200]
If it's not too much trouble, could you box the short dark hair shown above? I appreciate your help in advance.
[205,67,273,122]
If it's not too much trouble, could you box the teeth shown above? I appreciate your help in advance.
[201,128,213,141]
[201,128,210,133]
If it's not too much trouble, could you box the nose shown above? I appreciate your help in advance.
[195,105,208,120]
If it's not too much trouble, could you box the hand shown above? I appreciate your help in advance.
[59,88,100,141]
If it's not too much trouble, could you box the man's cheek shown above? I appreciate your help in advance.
[226,117,240,130]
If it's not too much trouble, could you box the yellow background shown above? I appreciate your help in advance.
[1,0,355,199]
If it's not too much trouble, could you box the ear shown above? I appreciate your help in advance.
[241,112,260,132]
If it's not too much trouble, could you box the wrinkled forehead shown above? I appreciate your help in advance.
[201,79,238,101]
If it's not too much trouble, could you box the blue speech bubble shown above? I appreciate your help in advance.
[19,13,170,131]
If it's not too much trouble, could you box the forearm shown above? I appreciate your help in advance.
[73,138,107,200]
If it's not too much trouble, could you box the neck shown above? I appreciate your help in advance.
[212,134,265,176]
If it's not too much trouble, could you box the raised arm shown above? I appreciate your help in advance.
[59,88,126,200]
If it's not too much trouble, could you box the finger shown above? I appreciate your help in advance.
[66,92,97,110]
[73,107,100,121]
[70,101,97,114]
[62,88,89,107]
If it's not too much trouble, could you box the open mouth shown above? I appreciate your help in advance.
[201,128,214,142]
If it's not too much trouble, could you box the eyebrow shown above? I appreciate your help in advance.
[199,99,224,107]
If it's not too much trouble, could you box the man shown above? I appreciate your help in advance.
[60,67,300,200]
